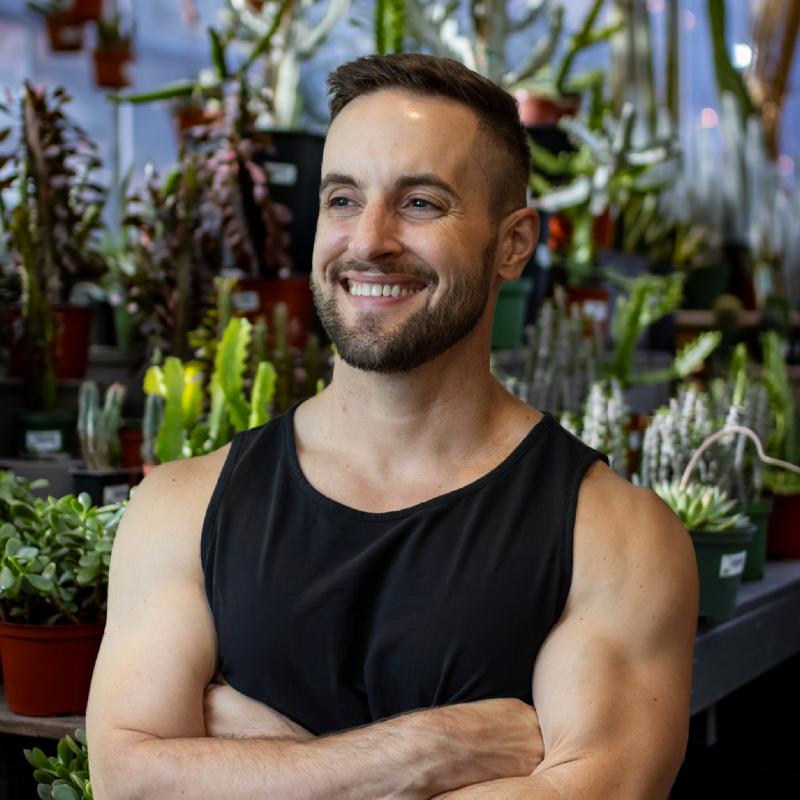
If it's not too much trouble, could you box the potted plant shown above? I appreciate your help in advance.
[0,83,107,457]
[654,480,754,621]
[28,1,85,52]
[761,332,800,557]
[0,476,125,715]
[709,343,773,579]
[71,380,136,506]
[26,728,92,800]
[92,11,135,90]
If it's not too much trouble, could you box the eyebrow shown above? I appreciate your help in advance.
[319,172,459,200]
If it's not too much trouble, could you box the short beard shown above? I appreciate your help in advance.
[311,242,496,374]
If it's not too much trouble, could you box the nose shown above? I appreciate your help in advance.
[348,200,404,263]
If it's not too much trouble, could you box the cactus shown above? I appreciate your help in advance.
[654,480,751,532]
[77,381,126,471]
[140,392,164,466]
[576,379,630,476]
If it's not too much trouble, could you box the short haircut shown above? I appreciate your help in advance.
[327,53,531,219]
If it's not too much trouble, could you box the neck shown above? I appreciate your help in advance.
[315,325,508,470]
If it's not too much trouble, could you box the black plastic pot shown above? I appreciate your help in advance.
[13,409,73,458]
[260,130,325,275]
[70,467,139,506]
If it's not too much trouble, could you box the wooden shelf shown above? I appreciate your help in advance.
[0,687,84,741]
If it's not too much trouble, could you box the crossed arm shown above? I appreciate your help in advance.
[87,458,697,799]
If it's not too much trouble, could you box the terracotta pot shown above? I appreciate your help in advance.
[45,12,84,52]
[766,491,800,559]
[5,304,94,380]
[69,0,103,22]
[232,276,313,348]
[514,91,580,126]
[0,620,104,716]
[119,425,144,469]
[93,46,133,89]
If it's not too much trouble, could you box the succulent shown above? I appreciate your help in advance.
[0,485,125,625]
[25,728,92,800]
[654,480,751,532]
[575,378,630,476]
[78,381,127,471]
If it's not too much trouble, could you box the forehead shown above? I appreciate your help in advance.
[323,89,486,194]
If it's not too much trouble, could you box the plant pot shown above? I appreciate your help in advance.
[119,423,144,469]
[232,275,313,348]
[14,409,73,459]
[69,0,103,22]
[70,467,139,506]
[92,46,134,89]
[0,620,104,715]
[5,304,94,380]
[689,525,755,621]
[681,262,731,309]
[563,283,612,338]
[738,498,774,580]
[514,91,580,126]
[44,12,85,52]
[258,130,325,273]
[492,278,533,349]
[766,491,800,559]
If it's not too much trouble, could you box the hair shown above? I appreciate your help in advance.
[326,53,531,219]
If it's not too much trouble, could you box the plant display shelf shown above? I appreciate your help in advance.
[0,687,83,741]
[691,559,800,716]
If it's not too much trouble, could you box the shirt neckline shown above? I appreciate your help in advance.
[282,400,554,522]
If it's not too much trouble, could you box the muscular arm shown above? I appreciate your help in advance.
[433,465,699,799]
[87,456,539,800]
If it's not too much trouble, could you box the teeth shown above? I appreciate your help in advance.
[347,281,423,298]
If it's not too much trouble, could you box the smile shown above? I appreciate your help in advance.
[347,281,424,298]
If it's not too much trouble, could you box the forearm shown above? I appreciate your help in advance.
[109,713,454,800]
[431,774,560,800]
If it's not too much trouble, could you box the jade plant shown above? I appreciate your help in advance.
[653,481,751,532]
[78,381,126,471]
[0,83,106,409]
[26,728,92,800]
[0,483,125,625]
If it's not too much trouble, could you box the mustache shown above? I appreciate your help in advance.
[327,259,438,285]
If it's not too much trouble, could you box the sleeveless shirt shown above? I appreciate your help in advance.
[201,403,606,736]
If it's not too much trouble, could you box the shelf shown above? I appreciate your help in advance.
[0,687,84,741]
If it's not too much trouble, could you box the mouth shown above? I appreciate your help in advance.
[339,274,432,302]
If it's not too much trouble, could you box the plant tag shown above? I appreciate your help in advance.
[719,551,747,578]
[232,291,260,313]
[25,430,62,454]
[103,483,130,504]
[266,161,298,187]
[581,299,608,322]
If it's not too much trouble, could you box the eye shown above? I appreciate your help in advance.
[329,196,353,208]
[405,197,442,213]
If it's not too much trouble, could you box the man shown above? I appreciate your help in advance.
[87,54,698,799]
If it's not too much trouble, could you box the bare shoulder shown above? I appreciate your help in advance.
[113,445,232,576]
[568,461,699,633]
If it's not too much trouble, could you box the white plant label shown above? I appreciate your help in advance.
[232,291,260,313]
[25,430,62,454]
[266,162,298,187]
[103,484,130,504]
[719,551,747,578]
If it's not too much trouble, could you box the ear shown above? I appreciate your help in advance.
[496,208,539,281]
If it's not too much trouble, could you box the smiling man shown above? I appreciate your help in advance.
[87,54,698,799]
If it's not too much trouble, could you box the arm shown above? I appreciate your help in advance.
[87,454,542,800]
[432,465,699,799]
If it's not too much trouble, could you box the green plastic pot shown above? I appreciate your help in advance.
[13,409,73,458]
[737,498,774,581]
[492,278,533,350]
[689,524,755,621]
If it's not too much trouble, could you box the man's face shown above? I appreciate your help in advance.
[311,89,500,374]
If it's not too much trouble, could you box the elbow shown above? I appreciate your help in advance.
[88,728,155,800]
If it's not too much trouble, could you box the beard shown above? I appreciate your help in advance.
[311,241,496,374]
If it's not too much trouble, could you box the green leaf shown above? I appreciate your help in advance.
[249,360,277,428]
[26,574,54,593]
[57,737,71,765]
[214,318,252,433]
[26,747,54,771]
[672,331,722,378]
[52,784,80,800]
[16,546,39,560]
[0,565,16,591]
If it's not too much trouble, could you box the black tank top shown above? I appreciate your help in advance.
[201,403,606,736]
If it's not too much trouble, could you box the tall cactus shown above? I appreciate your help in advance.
[78,381,127,471]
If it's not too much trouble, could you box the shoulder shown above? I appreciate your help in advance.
[113,445,233,574]
[568,461,699,634]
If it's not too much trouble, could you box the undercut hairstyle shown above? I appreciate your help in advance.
[327,53,531,219]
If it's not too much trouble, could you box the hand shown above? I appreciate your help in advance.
[203,674,314,741]
[420,698,544,795]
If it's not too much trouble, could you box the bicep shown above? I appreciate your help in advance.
[87,462,219,778]
[531,486,698,799]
